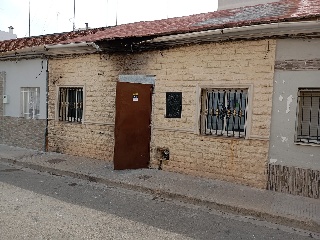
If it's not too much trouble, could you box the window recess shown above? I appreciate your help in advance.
[296,89,320,144]
[58,87,83,123]
[200,88,248,138]
[166,92,182,118]
[21,87,40,119]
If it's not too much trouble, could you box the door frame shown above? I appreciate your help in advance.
[113,75,155,170]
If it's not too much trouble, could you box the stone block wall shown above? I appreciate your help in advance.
[48,39,276,188]
[47,54,123,160]
[121,40,276,188]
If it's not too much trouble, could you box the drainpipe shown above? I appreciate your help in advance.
[0,72,4,144]
[45,58,49,152]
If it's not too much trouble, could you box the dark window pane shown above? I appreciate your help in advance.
[59,87,83,123]
[201,88,247,138]
[166,92,182,118]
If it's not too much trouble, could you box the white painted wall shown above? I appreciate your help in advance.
[0,59,47,119]
[218,0,280,10]
[0,30,17,41]
[269,39,320,170]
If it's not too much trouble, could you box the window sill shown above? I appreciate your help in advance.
[294,141,320,147]
[19,116,40,120]
[201,133,246,140]
[199,133,269,141]
[57,120,83,124]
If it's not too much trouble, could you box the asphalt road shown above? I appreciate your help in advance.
[0,162,317,239]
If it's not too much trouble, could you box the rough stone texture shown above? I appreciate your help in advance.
[153,131,270,187]
[123,40,276,188]
[47,54,120,160]
[47,121,115,160]
[48,40,276,188]
[1,116,46,151]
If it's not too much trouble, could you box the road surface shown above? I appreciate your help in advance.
[0,162,318,239]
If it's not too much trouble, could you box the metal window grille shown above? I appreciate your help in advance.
[296,89,320,144]
[59,87,83,123]
[21,87,40,119]
[200,89,248,137]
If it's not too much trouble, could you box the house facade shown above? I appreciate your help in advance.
[1,0,319,198]
[46,39,275,188]
[45,0,320,196]
[268,39,320,198]
[0,30,104,150]
[47,53,117,158]
[0,58,47,150]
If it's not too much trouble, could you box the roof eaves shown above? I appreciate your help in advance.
[146,20,320,47]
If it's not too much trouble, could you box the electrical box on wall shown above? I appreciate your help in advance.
[3,95,8,104]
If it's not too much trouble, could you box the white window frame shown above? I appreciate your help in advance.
[196,84,253,139]
[20,87,40,119]
[56,85,85,123]
[295,88,320,145]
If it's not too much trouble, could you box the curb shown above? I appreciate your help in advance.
[1,157,319,233]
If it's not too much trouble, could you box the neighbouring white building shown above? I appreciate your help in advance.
[0,27,17,41]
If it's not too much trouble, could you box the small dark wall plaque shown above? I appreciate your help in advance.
[166,92,182,118]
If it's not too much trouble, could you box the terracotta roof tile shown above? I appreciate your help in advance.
[1,0,320,52]
[0,28,107,53]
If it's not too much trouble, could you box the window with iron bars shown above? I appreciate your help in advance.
[296,89,320,144]
[200,89,248,137]
[58,87,83,123]
[21,87,40,119]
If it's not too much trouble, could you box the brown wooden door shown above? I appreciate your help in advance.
[114,82,153,170]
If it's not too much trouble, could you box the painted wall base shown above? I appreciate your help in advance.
[0,116,46,151]
[267,164,320,199]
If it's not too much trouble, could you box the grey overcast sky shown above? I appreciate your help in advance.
[0,0,218,38]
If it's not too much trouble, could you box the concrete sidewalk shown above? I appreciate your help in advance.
[0,144,319,233]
